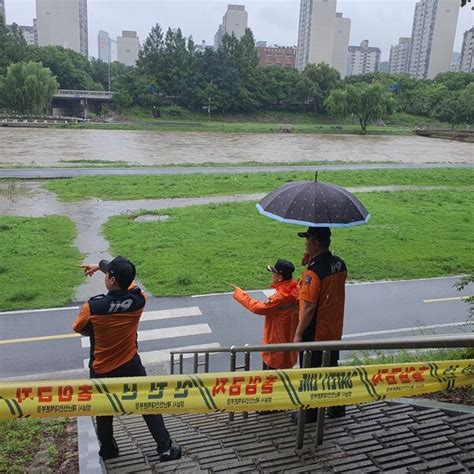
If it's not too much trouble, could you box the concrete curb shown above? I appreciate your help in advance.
[77,416,104,474]
[392,397,474,415]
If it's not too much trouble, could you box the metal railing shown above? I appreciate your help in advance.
[55,90,114,99]
[170,334,473,449]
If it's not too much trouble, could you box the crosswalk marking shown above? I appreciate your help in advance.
[81,323,212,348]
[141,307,202,322]
[82,343,222,368]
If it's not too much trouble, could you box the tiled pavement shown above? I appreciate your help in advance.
[102,401,474,473]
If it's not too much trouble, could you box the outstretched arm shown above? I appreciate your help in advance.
[233,287,280,316]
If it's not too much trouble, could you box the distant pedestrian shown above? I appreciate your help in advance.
[293,227,347,422]
[231,259,299,370]
[73,257,182,462]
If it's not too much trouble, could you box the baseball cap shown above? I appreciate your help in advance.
[99,256,136,289]
[297,227,332,242]
[267,259,295,280]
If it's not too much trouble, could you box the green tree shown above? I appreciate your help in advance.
[326,82,396,132]
[0,21,30,74]
[31,46,102,90]
[431,87,474,130]
[257,66,301,108]
[299,63,341,114]
[1,61,58,114]
[433,71,474,91]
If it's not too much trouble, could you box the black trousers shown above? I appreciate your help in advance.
[90,354,171,452]
[299,349,342,422]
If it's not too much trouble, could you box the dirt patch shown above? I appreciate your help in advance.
[417,387,473,406]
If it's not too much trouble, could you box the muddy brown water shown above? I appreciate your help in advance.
[1,128,473,166]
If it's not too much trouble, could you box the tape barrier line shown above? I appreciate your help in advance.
[0,360,472,420]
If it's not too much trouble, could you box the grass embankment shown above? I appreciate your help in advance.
[66,110,449,135]
[44,168,474,202]
[0,418,69,473]
[63,121,414,135]
[103,190,473,297]
[0,217,83,311]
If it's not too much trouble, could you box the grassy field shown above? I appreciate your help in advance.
[0,418,68,473]
[103,189,473,297]
[44,168,474,202]
[63,121,414,135]
[0,217,83,311]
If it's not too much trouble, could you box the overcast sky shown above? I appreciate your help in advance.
[4,0,474,60]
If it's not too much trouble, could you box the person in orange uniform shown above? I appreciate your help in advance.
[293,227,347,422]
[232,259,299,370]
[73,257,181,463]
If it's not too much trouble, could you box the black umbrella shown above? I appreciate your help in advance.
[256,175,370,228]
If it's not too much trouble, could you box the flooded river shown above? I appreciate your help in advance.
[0,128,472,166]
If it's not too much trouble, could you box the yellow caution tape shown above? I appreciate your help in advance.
[0,360,472,420]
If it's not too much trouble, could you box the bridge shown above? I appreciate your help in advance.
[52,89,115,117]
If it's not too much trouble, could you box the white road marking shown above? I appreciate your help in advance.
[347,275,465,286]
[81,323,212,348]
[141,307,202,321]
[0,306,80,316]
[343,321,471,339]
[423,296,471,304]
[83,343,222,368]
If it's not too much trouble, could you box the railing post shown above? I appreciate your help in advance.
[179,353,184,375]
[193,353,199,374]
[243,350,251,419]
[296,350,312,449]
[315,350,332,446]
[204,353,210,373]
[229,348,236,422]
[170,353,175,375]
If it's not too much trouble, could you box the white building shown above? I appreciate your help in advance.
[450,51,461,71]
[460,27,474,73]
[117,31,140,67]
[214,5,248,49]
[297,0,336,70]
[389,37,411,74]
[98,30,111,63]
[19,24,37,46]
[331,12,351,78]
[36,0,88,56]
[296,0,350,77]
[347,40,381,76]
[408,0,460,80]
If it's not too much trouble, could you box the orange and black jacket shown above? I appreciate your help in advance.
[233,280,299,369]
[299,251,347,342]
[72,285,146,375]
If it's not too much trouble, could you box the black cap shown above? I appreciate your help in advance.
[267,259,295,280]
[99,256,136,289]
[297,227,331,242]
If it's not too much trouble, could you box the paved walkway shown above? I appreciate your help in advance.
[1,162,474,179]
[99,400,473,473]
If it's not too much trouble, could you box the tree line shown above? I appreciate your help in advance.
[1,18,473,130]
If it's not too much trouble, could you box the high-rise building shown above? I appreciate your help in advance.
[36,0,88,55]
[297,0,337,71]
[407,0,460,80]
[214,5,248,49]
[98,30,111,63]
[296,0,350,76]
[389,37,411,74]
[460,27,474,72]
[347,40,381,76]
[117,31,140,67]
[332,12,351,78]
[0,0,6,25]
[379,61,389,73]
[450,51,461,71]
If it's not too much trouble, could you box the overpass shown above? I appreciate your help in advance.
[52,89,115,117]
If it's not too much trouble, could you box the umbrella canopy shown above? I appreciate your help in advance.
[256,179,370,228]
